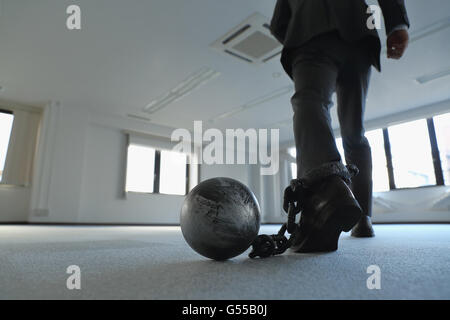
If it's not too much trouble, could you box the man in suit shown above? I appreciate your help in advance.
[271,0,409,252]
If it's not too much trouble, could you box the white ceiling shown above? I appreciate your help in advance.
[0,0,450,142]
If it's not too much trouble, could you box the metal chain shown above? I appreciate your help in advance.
[249,165,359,259]
[249,181,304,259]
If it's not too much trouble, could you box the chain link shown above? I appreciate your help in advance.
[249,165,359,259]
[249,198,302,259]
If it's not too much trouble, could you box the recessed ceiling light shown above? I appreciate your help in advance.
[127,114,151,122]
[143,67,220,115]
[210,85,293,122]
[416,67,450,84]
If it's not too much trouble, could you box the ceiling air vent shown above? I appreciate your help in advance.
[211,12,282,65]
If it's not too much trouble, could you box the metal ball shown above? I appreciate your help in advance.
[180,177,261,260]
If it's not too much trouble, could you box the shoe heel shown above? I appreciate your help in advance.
[321,191,362,232]
[329,184,363,232]
[338,205,363,232]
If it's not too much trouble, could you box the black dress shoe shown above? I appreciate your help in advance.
[351,215,375,237]
[290,175,362,253]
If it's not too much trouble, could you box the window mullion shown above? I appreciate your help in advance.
[154,150,161,194]
[427,118,445,186]
[186,162,190,195]
[383,128,396,190]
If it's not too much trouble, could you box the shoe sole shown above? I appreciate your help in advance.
[351,229,375,238]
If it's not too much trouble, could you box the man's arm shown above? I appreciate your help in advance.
[270,0,291,44]
[378,0,410,60]
[377,0,409,35]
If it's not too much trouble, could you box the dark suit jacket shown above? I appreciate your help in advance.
[270,0,410,77]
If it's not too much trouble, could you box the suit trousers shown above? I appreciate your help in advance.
[288,31,373,217]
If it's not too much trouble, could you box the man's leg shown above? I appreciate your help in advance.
[336,43,375,237]
[291,49,342,178]
[288,34,363,252]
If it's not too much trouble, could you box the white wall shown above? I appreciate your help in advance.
[78,122,186,224]
[0,186,30,222]
[26,104,258,224]
[27,104,89,223]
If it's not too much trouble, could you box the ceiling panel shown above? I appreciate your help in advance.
[0,0,449,143]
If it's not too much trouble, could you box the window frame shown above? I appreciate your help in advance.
[0,109,13,116]
[385,117,444,191]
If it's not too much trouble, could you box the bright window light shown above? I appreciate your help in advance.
[335,138,346,163]
[159,150,187,195]
[288,147,297,179]
[288,147,296,159]
[388,119,436,188]
[433,113,450,185]
[288,139,346,180]
[126,145,155,193]
[326,134,389,191]
[290,162,297,179]
[366,129,390,192]
[289,130,389,191]
[0,111,14,182]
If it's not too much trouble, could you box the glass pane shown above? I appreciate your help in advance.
[159,150,187,195]
[388,119,436,188]
[126,145,155,193]
[0,112,14,182]
[335,138,346,164]
[433,113,450,185]
[288,147,296,159]
[366,129,390,192]
[288,147,297,179]
[290,162,297,179]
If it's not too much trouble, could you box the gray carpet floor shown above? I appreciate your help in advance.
[0,224,449,300]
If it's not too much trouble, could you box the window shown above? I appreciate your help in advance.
[433,113,450,185]
[125,145,156,193]
[159,150,187,196]
[290,162,297,179]
[334,138,346,164]
[288,147,297,179]
[287,113,450,191]
[125,143,192,196]
[0,110,14,182]
[388,119,436,188]
[366,129,390,192]
[330,131,389,191]
[288,131,388,191]
[288,139,346,180]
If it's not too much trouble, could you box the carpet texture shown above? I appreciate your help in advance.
[0,224,449,300]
